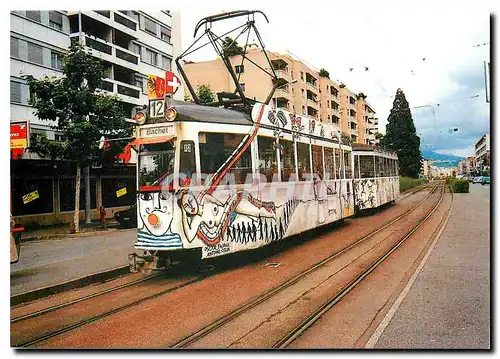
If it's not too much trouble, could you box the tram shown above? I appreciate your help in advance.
[352,144,400,211]
[133,99,398,264]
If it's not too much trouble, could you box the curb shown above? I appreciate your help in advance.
[22,227,136,242]
[11,265,130,307]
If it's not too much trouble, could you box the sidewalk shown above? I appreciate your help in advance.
[372,183,490,349]
[21,219,122,241]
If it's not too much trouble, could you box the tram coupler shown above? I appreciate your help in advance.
[128,252,156,273]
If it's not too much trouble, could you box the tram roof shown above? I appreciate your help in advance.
[351,143,398,158]
[168,100,253,126]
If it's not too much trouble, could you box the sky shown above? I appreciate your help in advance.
[172,0,492,158]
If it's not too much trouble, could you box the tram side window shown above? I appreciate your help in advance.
[375,156,383,177]
[297,142,311,181]
[354,155,360,178]
[258,136,278,183]
[390,158,395,176]
[199,132,252,185]
[312,145,324,180]
[280,139,296,182]
[324,147,334,180]
[344,150,352,179]
[359,155,375,178]
[334,148,342,179]
[387,158,392,176]
[179,140,196,186]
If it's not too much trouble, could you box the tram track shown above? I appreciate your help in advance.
[274,184,446,348]
[12,183,435,348]
[171,183,441,348]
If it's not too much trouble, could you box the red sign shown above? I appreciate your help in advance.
[165,71,181,94]
[10,122,28,160]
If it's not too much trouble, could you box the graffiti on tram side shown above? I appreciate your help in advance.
[354,179,376,210]
[137,191,183,249]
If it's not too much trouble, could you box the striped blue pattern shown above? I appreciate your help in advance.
[135,230,183,250]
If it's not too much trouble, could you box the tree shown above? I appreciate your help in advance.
[24,42,131,233]
[197,84,215,103]
[319,68,330,78]
[341,132,352,145]
[222,37,244,57]
[381,88,422,177]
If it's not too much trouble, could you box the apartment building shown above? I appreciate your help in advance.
[10,10,182,225]
[475,133,490,172]
[183,46,379,144]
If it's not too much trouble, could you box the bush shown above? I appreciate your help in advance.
[451,179,469,193]
[399,176,428,192]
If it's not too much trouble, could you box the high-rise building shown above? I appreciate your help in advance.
[475,133,490,172]
[10,10,182,225]
[182,46,379,144]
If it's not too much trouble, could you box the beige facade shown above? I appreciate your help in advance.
[183,47,379,144]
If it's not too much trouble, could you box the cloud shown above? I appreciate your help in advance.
[177,1,491,157]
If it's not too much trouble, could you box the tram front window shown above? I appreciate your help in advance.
[139,141,175,187]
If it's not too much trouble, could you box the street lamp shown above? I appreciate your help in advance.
[274,79,298,110]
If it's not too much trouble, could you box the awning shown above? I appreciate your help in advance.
[129,136,176,146]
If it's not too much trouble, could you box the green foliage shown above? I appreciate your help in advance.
[197,84,215,104]
[319,68,330,78]
[23,42,131,166]
[222,37,244,57]
[357,92,367,99]
[29,133,66,159]
[341,132,352,145]
[339,83,346,88]
[399,176,428,192]
[381,88,422,178]
[375,132,384,140]
[451,179,469,193]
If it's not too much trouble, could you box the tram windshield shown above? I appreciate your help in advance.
[139,141,175,186]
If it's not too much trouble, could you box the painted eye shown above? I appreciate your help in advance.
[212,206,218,214]
[159,193,169,201]
[140,193,152,201]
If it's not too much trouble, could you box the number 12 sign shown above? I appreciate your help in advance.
[149,98,165,118]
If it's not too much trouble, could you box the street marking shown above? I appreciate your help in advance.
[364,193,454,348]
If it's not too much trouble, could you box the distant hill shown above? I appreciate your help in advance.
[421,148,465,168]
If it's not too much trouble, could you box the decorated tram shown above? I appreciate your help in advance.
[132,99,398,265]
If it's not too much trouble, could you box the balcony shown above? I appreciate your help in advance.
[68,11,138,38]
[99,78,142,105]
[71,33,140,71]
[306,81,318,93]
[306,98,319,110]
[350,128,358,136]
[274,69,290,82]
[275,88,291,100]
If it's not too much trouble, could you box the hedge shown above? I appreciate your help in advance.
[400,176,428,193]
[451,179,469,193]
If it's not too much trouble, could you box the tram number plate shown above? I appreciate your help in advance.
[149,99,165,118]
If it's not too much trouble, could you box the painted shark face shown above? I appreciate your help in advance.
[138,191,174,236]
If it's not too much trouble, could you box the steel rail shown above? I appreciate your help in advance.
[171,184,438,348]
[273,183,445,348]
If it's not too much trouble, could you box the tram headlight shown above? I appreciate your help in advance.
[135,111,147,125]
[165,107,177,122]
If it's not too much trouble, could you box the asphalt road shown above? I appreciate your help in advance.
[374,183,490,349]
[11,229,139,296]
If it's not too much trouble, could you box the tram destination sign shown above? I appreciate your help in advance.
[139,124,175,138]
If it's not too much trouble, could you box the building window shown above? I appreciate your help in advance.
[131,11,140,23]
[239,83,245,92]
[49,11,63,31]
[143,48,157,66]
[28,42,43,65]
[10,37,19,58]
[162,55,171,71]
[10,81,21,103]
[131,43,141,55]
[291,70,294,79]
[144,17,157,35]
[160,26,171,42]
[300,71,304,80]
[51,52,63,70]
[235,65,244,74]
[55,134,65,141]
[26,10,41,22]
[134,78,145,93]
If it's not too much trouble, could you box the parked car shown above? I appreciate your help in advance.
[472,176,483,184]
[481,176,490,185]
[114,204,137,228]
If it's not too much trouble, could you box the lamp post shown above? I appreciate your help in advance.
[274,79,298,110]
